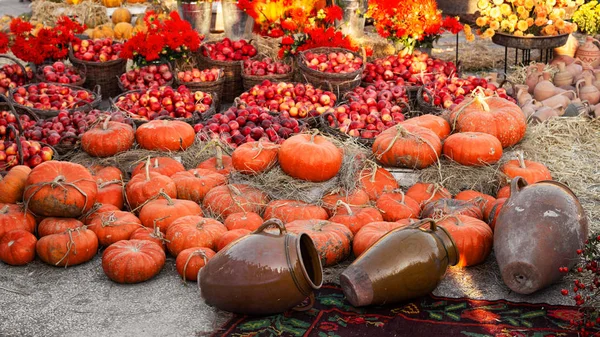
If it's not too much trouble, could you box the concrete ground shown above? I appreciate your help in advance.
[0,0,30,17]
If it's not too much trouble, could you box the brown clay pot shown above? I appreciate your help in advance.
[198,219,323,315]
[494,177,588,295]
[340,218,458,307]
[575,36,600,67]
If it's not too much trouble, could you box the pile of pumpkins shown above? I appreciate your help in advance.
[83,8,144,40]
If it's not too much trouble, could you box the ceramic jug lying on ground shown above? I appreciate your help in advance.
[198,218,323,315]
[340,218,458,307]
[494,177,588,295]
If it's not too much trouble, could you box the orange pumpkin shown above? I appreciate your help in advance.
[196,145,232,175]
[352,221,408,257]
[278,133,342,182]
[376,190,421,221]
[372,124,442,169]
[136,120,195,151]
[113,22,133,40]
[131,157,185,177]
[329,201,383,235]
[171,169,227,203]
[175,247,216,282]
[138,192,203,233]
[443,132,503,166]
[454,190,496,213]
[286,219,353,267]
[96,180,124,210]
[406,182,452,207]
[496,185,510,199]
[88,210,142,246]
[263,199,328,223]
[0,166,31,203]
[36,227,99,267]
[224,212,263,231]
[437,215,493,267]
[81,118,134,157]
[112,8,132,25]
[166,216,227,256]
[403,114,451,140]
[231,140,279,175]
[216,229,251,251]
[421,198,484,220]
[102,240,165,284]
[0,203,36,239]
[358,165,399,201]
[129,226,167,251]
[37,218,84,237]
[82,203,120,226]
[93,166,123,183]
[500,152,552,184]
[484,198,507,230]
[202,184,269,219]
[24,161,98,217]
[0,230,37,265]
[125,162,177,210]
[449,95,526,148]
[321,189,370,215]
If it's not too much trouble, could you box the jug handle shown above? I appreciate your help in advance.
[292,293,315,312]
[254,218,287,235]
[407,218,439,232]
[510,176,528,196]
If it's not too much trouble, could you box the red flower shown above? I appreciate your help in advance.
[10,18,32,35]
[281,35,294,45]
[269,28,284,38]
[460,309,501,323]
[318,322,338,332]
[0,32,9,53]
[281,19,297,32]
[345,316,367,325]
[324,6,343,24]
[442,16,463,34]
[548,309,584,322]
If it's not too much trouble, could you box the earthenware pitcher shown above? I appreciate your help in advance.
[576,73,600,105]
[340,218,458,307]
[494,177,588,295]
[198,219,323,315]
[553,62,573,87]
[525,63,544,94]
[575,36,600,67]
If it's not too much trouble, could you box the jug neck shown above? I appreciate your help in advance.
[432,226,459,266]
[288,233,323,296]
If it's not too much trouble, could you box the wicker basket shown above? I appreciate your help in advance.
[195,41,258,103]
[117,63,175,93]
[34,63,87,87]
[241,61,294,92]
[8,83,101,119]
[0,55,33,102]
[69,47,126,99]
[416,86,445,116]
[318,112,374,148]
[175,69,225,113]
[296,47,365,99]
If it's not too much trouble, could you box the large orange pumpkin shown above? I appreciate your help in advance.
[0,166,31,203]
[37,218,84,237]
[131,157,185,177]
[358,165,399,201]
[376,191,421,221]
[232,141,279,175]
[372,124,442,169]
[496,185,510,199]
[421,198,484,220]
[329,201,383,235]
[216,229,251,251]
[125,165,177,210]
[202,184,269,219]
[36,227,99,267]
[96,180,124,210]
[402,114,451,140]
[102,240,165,284]
[171,169,227,203]
[500,152,552,184]
[129,226,167,251]
[24,161,98,217]
[81,118,134,157]
[0,203,36,238]
[165,216,227,256]
[138,192,203,233]
[286,219,353,267]
[196,145,233,175]
[436,215,493,267]
[454,190,496,213]
[278,133,343,182]
[449,95,526,148]
[112,8,132,24]
[88,210,142,246]
[175,247,216,282]
[321,189,370,215]
[136,120,195,151]
[443,132,503,166]
[0,230,37,265]
[263,199,328,223]
[406,182,452,207]
[82,203,120,226]
[352,221,409,257]
[93,166,122,183]
[224,212,263,231]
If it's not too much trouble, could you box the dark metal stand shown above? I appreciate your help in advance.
[501,47,554,75]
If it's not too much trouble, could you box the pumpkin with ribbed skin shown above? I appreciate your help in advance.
[138,192,203,233]
[403,115,451,140]
[263,199,328,223]
[131,157,185,177]
[352,221,415,257]
[496,185,510,199]
[0,204,36,239]
[329,201,383,235]
[484,198,507,230]
[437,215,493,267]
[449,95,526,148]
[91,25,114,39]
[175,247,216,282]
[36,227,99,267]
[93,166,122,183]
[88,210,142,246]
[166,216,227,256]
[279,133,342,182]
[421,198,484,220]
[197,146,233,175]
[129,226,167,251]
[321,189,370,216]
[136,120,195,151]
[286,219,353,267]
[102,240,165,284]
[454,190,496,213]
[125,164,177,210]
[24,161,97,218]
[216,229,251,251]
[224,212,263,231]
[376,191,420,221]
[0,230,37,265]
[500,152,551,184]
[372,124,442,169]
[81,118,134,158]
[112,8,132,24]
[0,166,31,203]
[443,132,503,166]
[113,22,133,40]
[83,203,120,225]
[359,166,399,201]
[38,218,84,237]
[202,184,268,219]
[171,169,227,203]
[96,180,124,210]
[232,141,279,175]
[406,182,452,207]
[102,0,121,8]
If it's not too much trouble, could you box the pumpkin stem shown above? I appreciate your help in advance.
[0,205,9,214]
[157,189,174,206]
[154,158,159,168]
[182,248,208,284]
[102,115,111,130]
[195,219,207,229]
[313,220,328,231]
[215,145,224,170]
[54,228,78,268]
[335,200,354,216]
[473,93,490,112]
[309,129,319,143]
[145,156,151,181]
[515,151,527,169]
[391,189,406,204]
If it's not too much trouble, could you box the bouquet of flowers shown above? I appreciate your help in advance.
[120,11,204,66]
[572,1,600,36]
[475,0,581,38]
[366,0,464,53]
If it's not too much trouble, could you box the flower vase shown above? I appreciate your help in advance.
[337,0,366,38]
[221,0,254,40]
[177,0,212,35]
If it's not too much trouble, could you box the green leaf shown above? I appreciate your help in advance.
[519,311,545,319]
[446,312,461,321]
[318,332,328,337]
[520,320,533,328]
[446,303,467,312]
[506,318,520,326]
[429,312,443,320]
[502,309,521,315]
[287,318,311,329]
[239,318,272,331]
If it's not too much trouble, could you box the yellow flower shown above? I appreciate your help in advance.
[517,6,530,19]
[490,20,500,30]
[490,7,502,18]
[543,24,557,35]
[477,0,490,9]
[546,0,556,5]
[466,34,475,42]
[524,0,535,9]
[534,17,547,26]
[526,17,534,26]
[549,12,559,22]
[516,19,529,31]
[514,0,525,5]
[476,16,489,26]
[508,14,518,22]
[514,30,524,36]
[501,19,512,30]
[483,28,496,38]
[500,3,513,16]
[493,0,504,4]
[464,24,472,34]
[576,0,584,4]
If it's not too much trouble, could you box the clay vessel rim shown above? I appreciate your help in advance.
[295,232,323,290]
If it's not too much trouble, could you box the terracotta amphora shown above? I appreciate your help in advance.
[577,73,600,105]
[494,177,588,295]
[553,62,573,87]
[525,64,544,94]
[575,36,600,67]
[340,218,458,307]
[198,219,323,315]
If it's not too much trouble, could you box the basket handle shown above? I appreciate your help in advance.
[92,85,101,97]
[418,86,435,107]
[0,55,28,83]
[1,125,24,166]
[38,141,60,161]
[320,111,339,129]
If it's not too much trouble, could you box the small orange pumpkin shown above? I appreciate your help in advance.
[36,227,99,267]
[88,210,142,246]
[263,199,328,223]
[231,140,279,175]
[224,212,263,231]
[436,215,493,267]
[372,124,441,169]
[329,201,383,235]
[131,157,185,177]
[406,182,452,207]
[279,133,343,182]
[0,166,31,203]
[202,184,269,219]
[81,117,134,157]
[321,189,370,215]
[402,114,451,140]
[443,132,503,166]
[37,218,84,237]
[352,221,408,257]
[165,216,227,256]
[175,247,216,282]
[358,165,399,201]
[216,229,251,251]
[500,152,552,184]
[102,239,165,284]
[136,120,195,152]
[376,190,421,221]
[138,191,203,233]
[171,169,227,203]
[0,230,37,266]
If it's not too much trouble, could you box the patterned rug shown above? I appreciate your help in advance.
[211,284,599,337]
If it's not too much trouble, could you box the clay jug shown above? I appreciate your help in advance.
[485,73,500,87]
[554,34,579,58]
[540,91,574,110]
[553,62,573,87]
[575,36,600,67]
[525,64,544,94]
[593,71,600,91]
[198,219,323,315]
[494,177,588,295]
[515,84,533,106]
[533,72,559,101]
[530,105,561,123]
[576,73,600,105]
[340,218,458,307]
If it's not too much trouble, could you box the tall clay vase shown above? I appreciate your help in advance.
[576,73,600,105]
[340,219,458,307]
[494,177,588,295]
[198,219,323,315]
[575,36,600,67]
